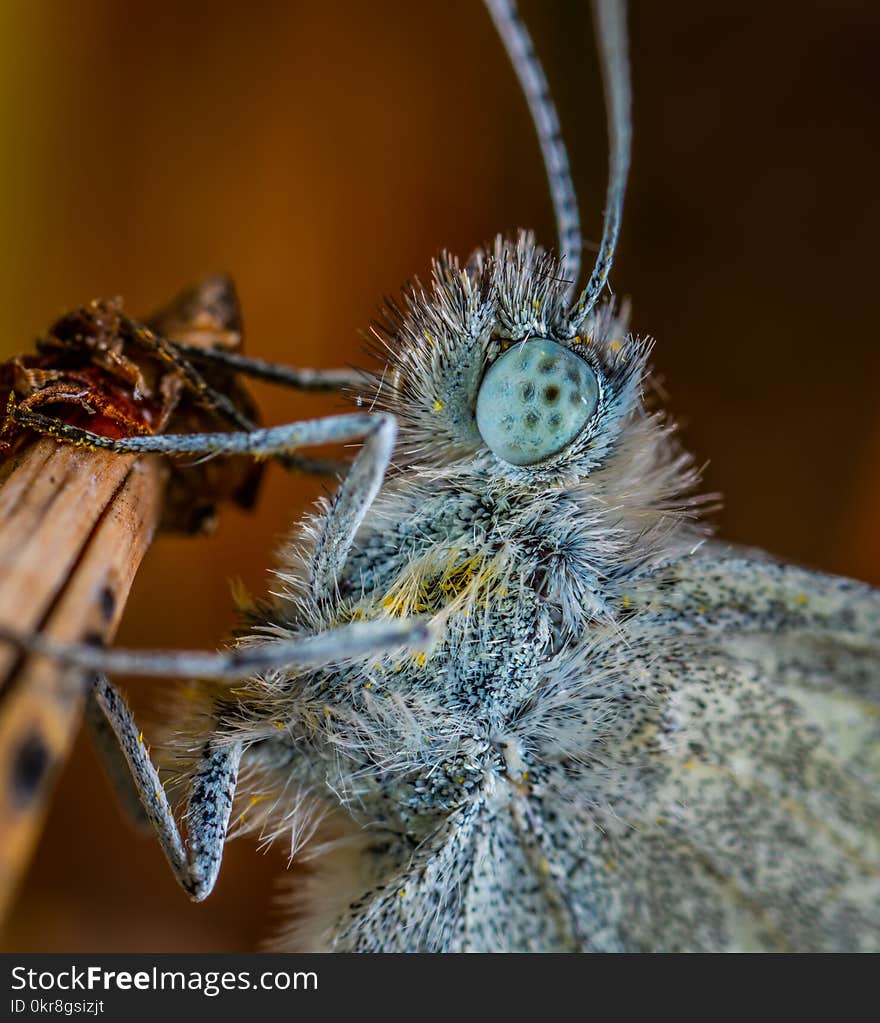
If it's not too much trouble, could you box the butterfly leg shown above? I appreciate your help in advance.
[12,405,396,599]
[0,616,429,680]
[136,333,369,475]
[0,409,423,678]
[8,395,348,478]
[156,344,367,476]
[79,612,425,900]
[165,343,364,394]
[132,328,257,432]
[0,409,413,897]
[89,673,239,900]
[86,679,151,831]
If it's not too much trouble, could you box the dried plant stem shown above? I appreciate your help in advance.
[0,438,165,918]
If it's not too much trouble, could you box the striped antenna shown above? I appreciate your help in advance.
[484,0,583,290]
[570,0,632,328]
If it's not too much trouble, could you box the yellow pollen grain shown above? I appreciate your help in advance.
[621,595,631,609]
[273,720,285,729]
[605,859,618,872]
[609,339,622,353]
[698,606,707,615]
[683,758,696,770]
[364,682,372,690]
[521,771,529,781]
[137,731,144,745]
[656,816,666,826]
[795,593,808,605]
[540,859,551,875]
[433,399,444,412]
[423,331,434,346]
[323,707,332,718]
[398,889,406,898]
[413,651,427,667]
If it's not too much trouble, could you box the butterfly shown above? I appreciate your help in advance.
[5,0,878,951]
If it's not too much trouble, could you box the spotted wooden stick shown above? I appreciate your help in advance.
[0,441,165,917]
[0,276,260,922]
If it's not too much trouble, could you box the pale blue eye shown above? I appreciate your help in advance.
[475,339,598,466]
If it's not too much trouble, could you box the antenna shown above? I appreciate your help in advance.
[484,0,632,322]
[570,0,632,327]
[484,0,583,291]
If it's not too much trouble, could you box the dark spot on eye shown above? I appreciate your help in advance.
[548,414,561,429]
[99,586,116,623]
[569,390,582,405]
[565,368,580,385]
[538,358,557,374]
[524,412,540,428]
[521,382,535,401]
[543,386,560,403]
[11,730,50,808]
[501,415,515,428]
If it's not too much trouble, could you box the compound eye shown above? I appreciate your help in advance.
[475,339,599,466]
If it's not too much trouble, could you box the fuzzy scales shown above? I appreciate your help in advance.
[170,234,880,952]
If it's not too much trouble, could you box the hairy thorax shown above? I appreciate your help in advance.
[234,475,603,846]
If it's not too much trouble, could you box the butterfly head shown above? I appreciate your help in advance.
[364,231,650,488]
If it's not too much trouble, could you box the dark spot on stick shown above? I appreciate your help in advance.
[11,730,50,808]
[99,586,116,623]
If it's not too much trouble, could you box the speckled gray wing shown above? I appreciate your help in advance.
[525,549,880,952]
[639,548,880,789]
[329,790,588,952]
[328,550,878,952]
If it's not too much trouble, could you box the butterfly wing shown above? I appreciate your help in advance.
[524,547,880,951]
[326,548,879,952]
[637,545,879,786]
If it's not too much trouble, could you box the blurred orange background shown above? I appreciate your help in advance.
[1,0,878,951]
